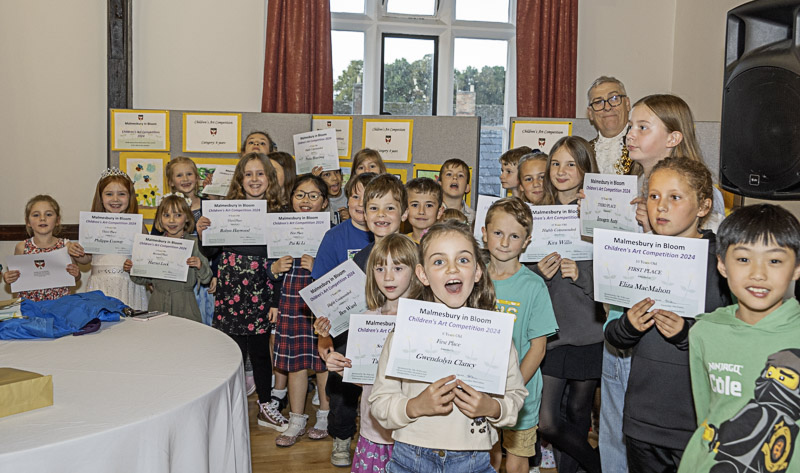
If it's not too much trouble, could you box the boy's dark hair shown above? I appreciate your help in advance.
[292,173,329,200]
[717,204,800,259]
[405,177,443,207]
[363,174,408,214]
[345,172,377,198]
[499,146,533,166]
[440,159,471,184]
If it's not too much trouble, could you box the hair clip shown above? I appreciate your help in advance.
[100,167,132,180]
[162,192,192,207]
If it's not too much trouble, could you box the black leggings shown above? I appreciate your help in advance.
[538,375,601,473]
[229,332,272,405]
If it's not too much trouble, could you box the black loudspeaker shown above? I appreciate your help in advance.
[720,0,800,199]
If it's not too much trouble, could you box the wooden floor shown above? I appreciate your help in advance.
[247,389,561,473]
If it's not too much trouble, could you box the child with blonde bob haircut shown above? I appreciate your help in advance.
[130,193,211,322]
[352,148,387,176]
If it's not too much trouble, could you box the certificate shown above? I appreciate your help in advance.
[312,115,353,159]
[130,234,194,282]
[266,212,330,258]
[510,120,572,154]
[299,259,367,337]
[343,314,396,384]
[292,129,340,174]
[183,113,242,153]
[386,298,514,395]
[6,248,74,293]
[111,109,169,151]
[362,119,413,163]
[580,173,639,236]
[201,200,268,246]
[198,165,236,196]
[521,205,593,262]
[472,194,502,247]
[79,212,143,255]
[593,229,709,317]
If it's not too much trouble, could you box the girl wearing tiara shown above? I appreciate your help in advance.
[68,168,149,310]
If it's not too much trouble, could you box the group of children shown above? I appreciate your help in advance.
[4,96,800,473]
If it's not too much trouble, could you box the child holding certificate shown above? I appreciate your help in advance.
[3,195,80,301]
[271,175,333,447]
[129,193,211,322]
[679,205,800,473]
[369,221,528,473]
[517,152,553,205]
[481,198,559,473]
[535,136,603,473]
[604,157,732,472]
[351,148,387,176]
[68,169,149,311]
[196,153,289,432]
[323,233,423,473]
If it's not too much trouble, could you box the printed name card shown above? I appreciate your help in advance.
[79,212,143,255]
[343,314,396,384]
[201,200,268,246]
[6,248,75,293]
[580,173,639,237]
[521,205,593,262]
[593,228,708,317]
[266,212,330,258]
[130,234,195,282]
[300,259,367,337]
[293,129,340,174]
[386,298,514,395]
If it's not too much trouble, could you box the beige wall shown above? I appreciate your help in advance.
[132,0,267,111]
[577,0,748,121]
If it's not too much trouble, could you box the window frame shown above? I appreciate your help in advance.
[379,32,440,115]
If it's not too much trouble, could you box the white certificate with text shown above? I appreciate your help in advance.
[266,212,330,258]
[7,248,75,293]
[130,234,194,282]
[299,259,367,337]
[79,212,143,255]
[293,129,340,174]
[521,205,593,262]
[343,314,396,384]
[593,228,708,317]
[580,173,639,237]
[386,298,514,395]
[201,200,268,246]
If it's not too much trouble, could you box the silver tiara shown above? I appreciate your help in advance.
[162,192,193,207]
[100,167,132,180]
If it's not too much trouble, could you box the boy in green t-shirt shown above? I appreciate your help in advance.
[679,204,800,473]
[481,197,559,473]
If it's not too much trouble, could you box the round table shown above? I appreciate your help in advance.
[0,316,251,473]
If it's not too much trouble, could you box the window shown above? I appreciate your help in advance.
[331,0,516,195]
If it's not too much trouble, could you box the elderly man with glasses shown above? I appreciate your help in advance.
[587,76,633,175]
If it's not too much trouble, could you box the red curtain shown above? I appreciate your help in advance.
[516,0,578,118]
[261,0,333,114]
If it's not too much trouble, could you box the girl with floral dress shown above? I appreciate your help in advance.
[196,152,289,432]
[3,195,80,301]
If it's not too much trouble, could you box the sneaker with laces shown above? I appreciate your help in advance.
[330,436,352,467]
[257,400,288,432]
[271,394,288,413]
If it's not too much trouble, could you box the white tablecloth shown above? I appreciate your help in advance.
[0,316,251,473]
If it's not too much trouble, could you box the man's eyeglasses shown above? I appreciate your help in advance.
[292,191,323,201]
[589,94,627,111]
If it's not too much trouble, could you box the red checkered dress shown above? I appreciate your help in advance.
[273,259,325,372]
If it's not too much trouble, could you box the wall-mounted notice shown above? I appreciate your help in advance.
[362,119,413,163]
[510,120,572,154]
[111,109,169,151]
[183,113,242,153]
[312,115,353,159]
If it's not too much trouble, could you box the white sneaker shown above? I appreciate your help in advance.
[312,387,320,406]
[245,374,256,396]
[330,437,352,467]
